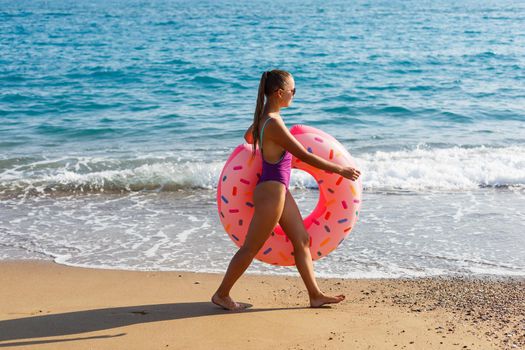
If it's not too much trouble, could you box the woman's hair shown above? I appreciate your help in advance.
[251,69,292,158]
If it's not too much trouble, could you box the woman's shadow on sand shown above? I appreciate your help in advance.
[0,302,315,347]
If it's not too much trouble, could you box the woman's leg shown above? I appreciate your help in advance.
[212,181,287,310]
[278,190,345,307]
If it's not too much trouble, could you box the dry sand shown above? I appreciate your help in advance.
[0,260,523,349]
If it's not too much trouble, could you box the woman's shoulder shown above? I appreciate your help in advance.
[261,116,287,136]
[261,114,284,125]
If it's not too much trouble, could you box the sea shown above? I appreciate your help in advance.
[1,0,524,279]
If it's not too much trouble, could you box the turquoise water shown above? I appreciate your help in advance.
[1,0,524,277]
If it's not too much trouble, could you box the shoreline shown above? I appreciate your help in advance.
[4,188,524,280]
[1,260,523,349]
[1,257,525,280]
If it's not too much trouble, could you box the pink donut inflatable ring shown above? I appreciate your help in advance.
[216,124,362,266]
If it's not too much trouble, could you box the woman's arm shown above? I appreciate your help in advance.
[244,124,254,143]
[267,119,361,181]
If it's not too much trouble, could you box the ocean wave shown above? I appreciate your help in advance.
[361,145,525,191]
[0,156,223,198]
[1,145,524,197]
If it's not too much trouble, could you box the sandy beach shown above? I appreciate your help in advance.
[0,260,522,349]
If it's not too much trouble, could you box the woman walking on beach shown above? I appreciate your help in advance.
[212,70,361,311]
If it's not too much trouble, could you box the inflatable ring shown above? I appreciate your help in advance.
[216,124,362,266]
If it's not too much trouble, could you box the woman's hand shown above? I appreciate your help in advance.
[339,166,361,181]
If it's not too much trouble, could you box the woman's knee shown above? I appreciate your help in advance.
[295,236,310,249]
[238,244,259,258]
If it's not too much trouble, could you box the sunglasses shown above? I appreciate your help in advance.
[274,87,296,96]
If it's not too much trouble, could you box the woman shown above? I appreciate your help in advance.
[212,70,361,311]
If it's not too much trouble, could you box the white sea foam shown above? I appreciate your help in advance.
[1,145,524,196]
[359,145,525,191]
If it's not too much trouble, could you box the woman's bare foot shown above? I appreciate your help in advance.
[309,293,346,308]
[211,292,250,311]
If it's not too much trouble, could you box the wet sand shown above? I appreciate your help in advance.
[0,260,522,349]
